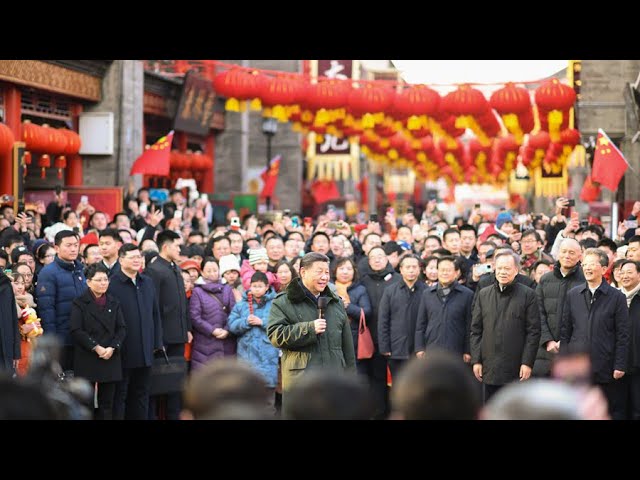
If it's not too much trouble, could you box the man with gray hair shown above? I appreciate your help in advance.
[470,251,540,401]
[534,237,584,377]
[267,252,355,411]
[560,247,630,419]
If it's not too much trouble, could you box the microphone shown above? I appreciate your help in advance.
[317,297,329,336]
[317,297,329,319]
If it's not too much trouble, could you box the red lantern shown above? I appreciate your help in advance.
[534,78,576,112]
[0,122,15,155]
[560,128,581,146]
[22,121,46,152]
[304,79,351,112]
[490,83,532,114]
[54,155,67,179]
[348,85,394,127]
[60,129,82,155]
[213,67,265,111]
[259,74,303,121]
[23,151,32,177]
[392,85,440,120]
[38,154,51,179]
[441,85,490,117]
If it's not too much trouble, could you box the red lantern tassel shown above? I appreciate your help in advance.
[38,154,51,179]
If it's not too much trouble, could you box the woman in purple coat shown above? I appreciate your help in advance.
[189,257,236,370]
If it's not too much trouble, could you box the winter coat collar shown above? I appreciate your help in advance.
[285,277,340,304]
[579,278,611,295]
[428,281,462,293]
[195,281,225,294]
[54,255,83,272]
[553,261,581,279]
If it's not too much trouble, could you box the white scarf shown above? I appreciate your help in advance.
[619,283,640,307]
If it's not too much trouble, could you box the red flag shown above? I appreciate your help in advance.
[311,179,340,204]
[591,129,628,191]
[580,175,601,202]
[260,155,281,198]
[130,131,174,176]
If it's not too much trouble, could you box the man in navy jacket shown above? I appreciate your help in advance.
[560,247,630,420]
[37,230,87,371]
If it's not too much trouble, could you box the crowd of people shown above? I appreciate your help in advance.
[1,188,640,420]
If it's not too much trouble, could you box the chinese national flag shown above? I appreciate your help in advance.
[260,155,281,198]
[311,179,340,204]
[591,129,628,191]
[580,174,601,202]
[130,131,174,176]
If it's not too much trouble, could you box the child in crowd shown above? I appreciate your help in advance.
[227,271,279,411]
[219,254,244,302]
[240,247,279,291]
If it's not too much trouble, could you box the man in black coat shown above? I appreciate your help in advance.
[359,246,401,419]
[534,238,584,376]
[378,254,426,379]
[560,248,630,420]
[109,244,163,420]
[415,256,474,360]
[470,251,541,402]
[619,260,640,419]
[0,271,20,373]
[144,230,192,420]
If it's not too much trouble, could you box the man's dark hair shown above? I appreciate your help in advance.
[383,241,403,256]
[521,228,542,243]
[310,231,330,245]
[113,212,129,223]
[300,252,330,270]
[531,259,553,273]
[459,224,477,236]
[437,255,459,270]
[84,262,109,281]
[10,246,32,264]
[156,230,181,251]
[431,247,452,258]
[250,271,269,285]
[579,238,597,250]
[583,224,603,240]
[99,228,123,243]
[285,371,373,420]
[391,349,481,420]
[189,231,205,240]
[0,249,8,265]
[398,254,422,270]
[425,235,442,246]
[1,231,24,249]
[265,235,284,246]
[620,259,640,273]
[629,235,640,246]
[363,232,382,245]
[597,237,617,253]
[82,244,99,260]
[442,227,460,243]
[118,243,140,258]
[54,230,79,246]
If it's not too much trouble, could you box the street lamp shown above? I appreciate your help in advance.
[261,117,278,210]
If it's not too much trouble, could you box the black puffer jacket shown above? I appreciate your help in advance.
[534,262,584,376]
[360,263,400,344]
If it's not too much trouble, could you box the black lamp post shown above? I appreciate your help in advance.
[261,117,278,210]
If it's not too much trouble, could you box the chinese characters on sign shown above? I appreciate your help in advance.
[174,71,216,136]
[315,60,352,156]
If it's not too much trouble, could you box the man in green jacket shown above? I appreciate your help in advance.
[268,252,356,407]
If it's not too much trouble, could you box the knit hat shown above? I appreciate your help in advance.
[219,254,241,276]
[80,231,99,245]
[248,247,269,265]
[495,211,513,230]
[180,259,202,275]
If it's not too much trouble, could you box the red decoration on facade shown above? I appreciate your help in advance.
[0,122,15,155]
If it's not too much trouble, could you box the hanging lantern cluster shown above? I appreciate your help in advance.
[21,121,82,178]
[168,150,213,189]
[211,62,580,186]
